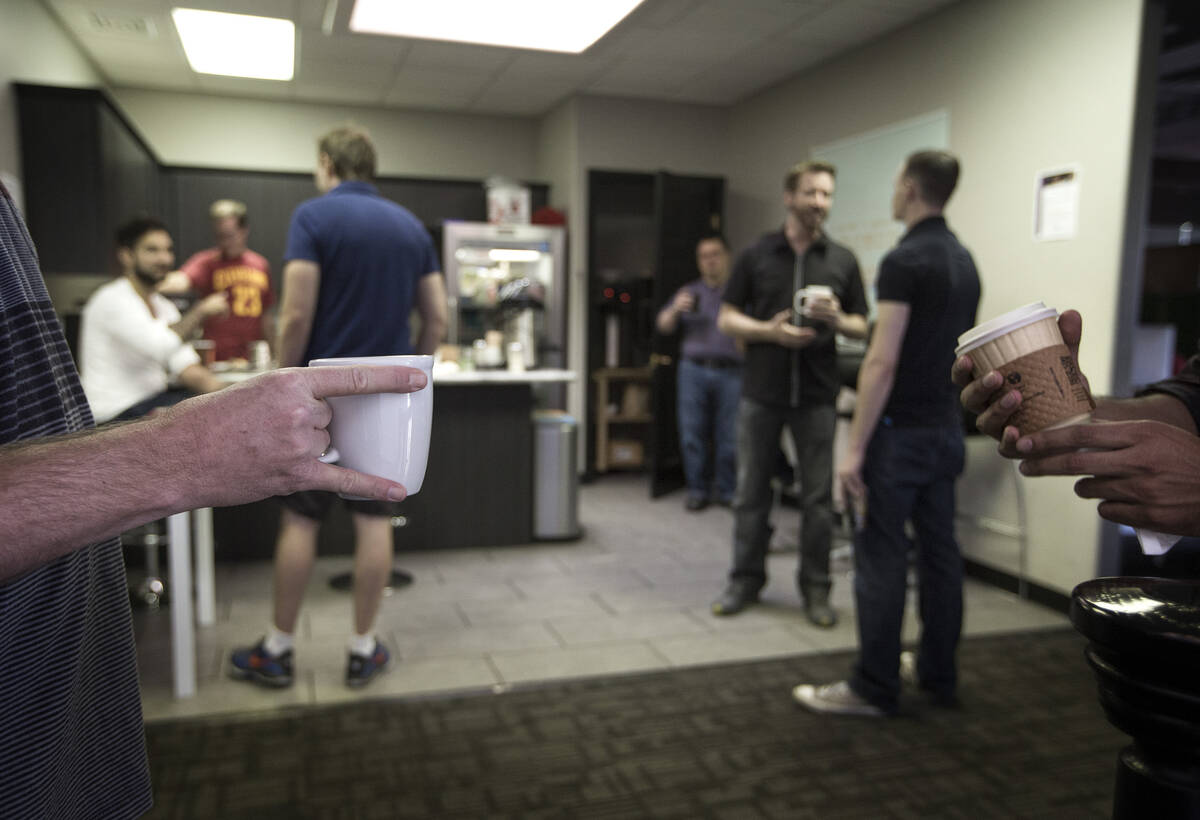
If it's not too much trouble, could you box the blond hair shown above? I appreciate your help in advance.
[318,126,377,181]
[209,199,247,227]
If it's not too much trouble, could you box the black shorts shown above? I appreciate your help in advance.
[279,490,398,521]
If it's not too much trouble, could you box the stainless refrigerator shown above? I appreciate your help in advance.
[442,221,567,371]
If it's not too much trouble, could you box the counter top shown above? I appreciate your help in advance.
[433,368,576,384]
[214,367,577,385]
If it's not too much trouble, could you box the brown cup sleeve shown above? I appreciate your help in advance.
[995,343,1095,434]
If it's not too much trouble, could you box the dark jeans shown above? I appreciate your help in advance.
[850,423,965,713]
[729,397,835,596]
[677,359,742,501]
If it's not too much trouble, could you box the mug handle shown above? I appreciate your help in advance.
[318,446,340,464]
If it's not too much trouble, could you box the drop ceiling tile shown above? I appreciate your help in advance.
[403,40,518,73]
[294,56,395,92]
[42,0,968,115]
[301,31,409,65]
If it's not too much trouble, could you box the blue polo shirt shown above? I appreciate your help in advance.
[284,180,440,362]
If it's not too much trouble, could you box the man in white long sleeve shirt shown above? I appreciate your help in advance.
[81,217,226,422]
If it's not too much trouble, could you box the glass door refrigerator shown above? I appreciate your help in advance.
[441,221,567,372]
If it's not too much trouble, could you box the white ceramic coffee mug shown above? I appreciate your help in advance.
[309,354,434,495]
[793,284,834,317]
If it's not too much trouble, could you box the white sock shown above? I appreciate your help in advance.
[348,633,376,657]
[263,626,294,656]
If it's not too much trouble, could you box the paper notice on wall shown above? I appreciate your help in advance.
[1034,166,1080,241]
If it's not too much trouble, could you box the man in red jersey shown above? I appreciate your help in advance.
[163,199,275,361]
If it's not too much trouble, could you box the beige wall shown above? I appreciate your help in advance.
[0,0,102,210]
[725,0,1145,594]
[109,87,540,181]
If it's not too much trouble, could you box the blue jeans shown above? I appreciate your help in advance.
[729,397,835,596]
[849,423,965,713]
[677,359,742,501]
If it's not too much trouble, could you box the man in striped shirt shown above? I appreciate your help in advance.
[0,179,429,817]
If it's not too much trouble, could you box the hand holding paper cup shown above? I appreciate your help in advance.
[959,305,1181,555]
[955,302,1095,434]
[311,354,434,498]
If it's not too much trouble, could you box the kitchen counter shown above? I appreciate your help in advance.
[215,366,576,385]
[433,368,575,384]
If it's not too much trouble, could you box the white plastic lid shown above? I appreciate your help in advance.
[955,302,1058,356]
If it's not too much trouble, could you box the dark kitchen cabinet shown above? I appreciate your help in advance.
[584,168,724,496]
[16,84,161,275]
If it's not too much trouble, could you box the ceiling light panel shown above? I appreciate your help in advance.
[172,8,295,81]
[349,0,645,54]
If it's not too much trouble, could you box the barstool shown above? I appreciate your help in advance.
[1070,576,1200,819]
[122,520,168,607]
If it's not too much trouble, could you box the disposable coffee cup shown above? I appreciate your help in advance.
[955,302,1095,435]
[309,354,434,496]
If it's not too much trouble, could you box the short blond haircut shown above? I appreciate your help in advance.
[318,126,377,181]
[784,160,837,192]
[209,199,247,227]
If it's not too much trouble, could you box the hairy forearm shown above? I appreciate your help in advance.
[0,420,186,581]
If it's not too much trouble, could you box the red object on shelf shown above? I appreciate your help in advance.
[532,206,566,225]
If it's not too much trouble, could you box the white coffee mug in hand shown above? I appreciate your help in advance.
[310,354,434,496]
[793,284,834,317]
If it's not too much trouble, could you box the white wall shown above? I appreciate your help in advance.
[109,88,540,181]
[724,0,1145,595]
[0,0,102,211]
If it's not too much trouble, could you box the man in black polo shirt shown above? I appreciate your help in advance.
[712,160,869,627]
[793,150,980,716]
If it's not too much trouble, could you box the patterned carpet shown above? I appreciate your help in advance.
[143,628,1122,819]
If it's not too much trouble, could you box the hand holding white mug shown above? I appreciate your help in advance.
[793,285,837,323]
[155,363,429,506]
[311,354,435,498]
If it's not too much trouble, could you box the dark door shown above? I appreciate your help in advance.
[648,171,725,498]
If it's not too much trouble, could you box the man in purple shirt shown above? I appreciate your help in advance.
[656,233,743,511]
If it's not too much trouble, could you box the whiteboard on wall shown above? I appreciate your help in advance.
[812,110,949,314]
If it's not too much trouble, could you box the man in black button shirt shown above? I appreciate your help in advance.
[712,161,869,626]
[793,150,980,716]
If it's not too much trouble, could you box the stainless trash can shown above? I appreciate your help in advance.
[532,410,581,540]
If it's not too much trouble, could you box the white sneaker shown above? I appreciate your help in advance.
[899,651,918,687]
[791,680,885,717]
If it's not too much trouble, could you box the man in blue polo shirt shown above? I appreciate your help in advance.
[230,126,448,689]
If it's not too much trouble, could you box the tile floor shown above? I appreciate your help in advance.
[133,474,1069,721]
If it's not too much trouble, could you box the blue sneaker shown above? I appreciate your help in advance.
[230,639,294,688]
[346,640,391,688]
